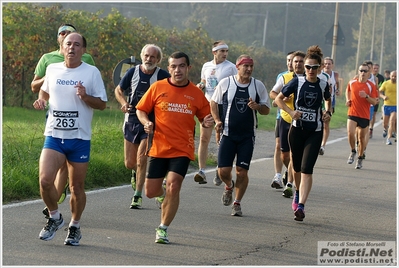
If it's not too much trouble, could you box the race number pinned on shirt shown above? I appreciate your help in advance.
[53,110,79,131]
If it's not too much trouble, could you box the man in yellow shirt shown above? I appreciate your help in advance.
[379,70,397,145]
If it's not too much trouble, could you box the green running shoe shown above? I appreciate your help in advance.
[155,227,169,244]
[130,196,142,209]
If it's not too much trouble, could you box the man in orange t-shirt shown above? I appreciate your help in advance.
[345,63,379,169]
[136,51,214,244]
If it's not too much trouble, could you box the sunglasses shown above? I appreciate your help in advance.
[359,69,368,73]
[58,31,70,36]
[304,64,320,70]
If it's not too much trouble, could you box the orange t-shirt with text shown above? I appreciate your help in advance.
[346,79,378,119]
[136,78,210,160]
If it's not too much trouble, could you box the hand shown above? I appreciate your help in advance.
[121,103,132,113]
[196,83,205,90]
[322,111,331,122]
[75,82,87,100]
[359,90,367,98]
[214,121,223,134]
[248,98,260,111]
[33,99,46,110]
[346,100,352,107]
[144,121,153,134]
[290,110,303,120]
[202,114,214,128]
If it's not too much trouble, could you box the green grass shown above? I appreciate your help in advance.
[2,97,348,203]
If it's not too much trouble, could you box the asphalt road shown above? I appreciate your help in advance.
[2,120,397,267]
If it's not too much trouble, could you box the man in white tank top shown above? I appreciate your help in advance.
[194,41,237,185]
[320,57,340,155]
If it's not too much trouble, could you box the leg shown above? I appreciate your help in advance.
[219,166,234,187]
[347,119,357,151]
[321,119,330,148]
[54,161,69,202]
[68,161,89,222]
[39,149,66,212]
[124,139,139,194]
[160,172,184,226]
[298,173,313,205]
[197,125,213,170]
[273,137,283,175]
[194,125,213,184]
[234,166,249,202]
[135,138,148,193]
[388,112,397,139]
[356,126,369,158]
[124,139,138,171]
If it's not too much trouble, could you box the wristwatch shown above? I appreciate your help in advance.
[326,111,332,116]
[366,95,369,99]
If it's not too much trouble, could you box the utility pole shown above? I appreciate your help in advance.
[262,10,269,47]
[355,3,364,69]
[283,3,288,53]
[379,4,386,68]
[370,3,377,61]
[331,2,339,61]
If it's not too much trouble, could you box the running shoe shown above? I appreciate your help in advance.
[39,214,65,241]
[386,138,392,145]
[131,170,136,191]
[221,180,234,206]
[155,227,169,244]
[213,169,222,186]
[231,203,242,217]
[155,179,166,209]
[355,157,363,169]
[130,196,142,209]
[294,208,305,221]
[194,170,207,184]
[64,226,82,246]
[57,181,68,204]
[392,132,396,138]
[347,150,356,164]
[282,185,293,198]
[292,191,299,211]
[383,129,388,138]
[271,174,283,189]
[319,146,325,155]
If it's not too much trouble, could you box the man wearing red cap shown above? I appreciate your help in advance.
[210,54,271,217]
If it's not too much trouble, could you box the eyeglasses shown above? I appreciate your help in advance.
[359,69,368,73]
[304,64,320,70]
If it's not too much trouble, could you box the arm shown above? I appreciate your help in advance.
[274,92,302,121]
[114,85,131,113]
[76,82,106,110]
[210,100,222,133]
[248,98,270,115]
[345,83,352,107]
[196,79,206,92]
[136,109,153,134]
[33,90,49,110]
[31,75,44,93]
[322,98,332,122]
[334,72,340,96]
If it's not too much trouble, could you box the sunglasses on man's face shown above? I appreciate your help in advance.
[304,64,320,70]
[359,69,368,73]
[58,31,70,36]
